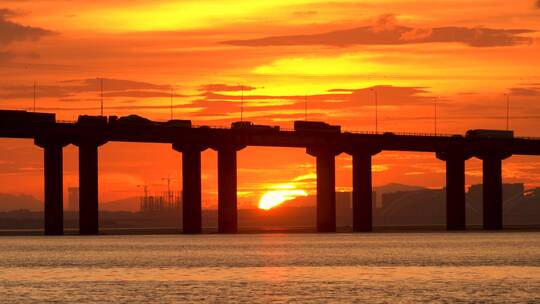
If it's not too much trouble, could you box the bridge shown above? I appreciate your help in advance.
[2,109,540,235]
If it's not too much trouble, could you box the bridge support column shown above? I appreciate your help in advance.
[78,143,101,235]
[216,145,245,233]
[173,143,207,234]
[479,153,510,230]
[74,133,107,235]
[307,147,340,233]
[35,138,69,235]
[437,151,470,231]
[348,149,380,232]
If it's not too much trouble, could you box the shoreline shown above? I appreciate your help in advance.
[1,225,540,236]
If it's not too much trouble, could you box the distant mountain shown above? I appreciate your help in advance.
[0,184,429,213]
[0,193,43,211]
[101,196,140,212]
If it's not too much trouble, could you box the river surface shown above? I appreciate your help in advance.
[0,232,539,303]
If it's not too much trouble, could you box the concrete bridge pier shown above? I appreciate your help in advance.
[215,144,245,233]
[436,151,471,231]
[478,153,511,230]
[173,143,207,234]
[35,137,69,235]
[76,140,106,235]
[307,147,340,233]
[347,148,380,232]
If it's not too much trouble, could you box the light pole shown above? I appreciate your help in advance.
[304,94,308,121]
[240,84,244,122]
[434,96,439,135]
[170,87,173,120]
[504,93,510,130]
[371,88,378,133]
[100,78,104,116]
[33,80,36,112]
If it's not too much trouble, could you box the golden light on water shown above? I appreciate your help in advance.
[258,184,308,210]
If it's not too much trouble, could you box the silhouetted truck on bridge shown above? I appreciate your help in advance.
[294,121,341,133]
[109,115,192,128]
[163,119,191,128]
[466,129,514,139]
[0,110,55,137]
[0,110,55,124]
[77,115,107,127]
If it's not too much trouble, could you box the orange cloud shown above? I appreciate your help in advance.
[223,14,535,47]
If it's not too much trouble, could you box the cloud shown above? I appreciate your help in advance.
[0,8,53,45]
[186,84,432,123]
[200,83,256,92]
[536,0,540,9]
[63,78,171,92]
[223,14,534,48]
[0,50,14,62]
[4,80,431,125]
[400,28,433,41]
[509,87,540,96]
[292,11,317,16]
[372,14,399,33]
[0,78,175,99]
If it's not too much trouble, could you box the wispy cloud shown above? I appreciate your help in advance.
[0,8,53,46]
[223,14,535,48]
[0,78,175,99]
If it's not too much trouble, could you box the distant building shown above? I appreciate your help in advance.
[68,187,79,212]
[467,183,524,203]
[376,188,445,226]
[140,191,182,214]
[371,183,538,227]
[466,183,525,225]
[336,191,352,227]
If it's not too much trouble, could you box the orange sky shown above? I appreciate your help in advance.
[1,0,540,208]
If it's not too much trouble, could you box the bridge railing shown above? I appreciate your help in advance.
[192,125,297,132]
[44,120,540,140]
[343,130,457,137]
[515,136,540,140]
[192,125,229,129]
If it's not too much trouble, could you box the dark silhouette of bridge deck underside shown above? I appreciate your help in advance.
[2,112,539,235]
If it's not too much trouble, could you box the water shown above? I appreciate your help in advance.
[1,232,539,303]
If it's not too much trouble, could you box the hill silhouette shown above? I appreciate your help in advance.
[0,193,42,211]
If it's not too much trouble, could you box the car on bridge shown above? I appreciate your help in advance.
[113,115,154,126]
[231,121,280,131]
[465,129,514,139]
[294,121,341,133]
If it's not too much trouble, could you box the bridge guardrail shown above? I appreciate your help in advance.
[343,130,457,137]
[515,136,540,140]
[44,120,540,140]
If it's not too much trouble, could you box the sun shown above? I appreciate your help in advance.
[258,184,308,210]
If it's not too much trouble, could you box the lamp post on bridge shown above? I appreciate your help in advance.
[240,84,244,122]
[371,88,378,133]
[504,93,510,131]
[170,87,174,120]
[434,96,439,136]
[100,78,104,116]
[33,81,37,112]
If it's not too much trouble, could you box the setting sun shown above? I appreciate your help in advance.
[258,184,308,210]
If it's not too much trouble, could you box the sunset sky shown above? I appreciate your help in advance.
[1,0,540,209]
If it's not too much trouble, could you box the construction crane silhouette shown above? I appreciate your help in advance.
[161,175,179,205]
